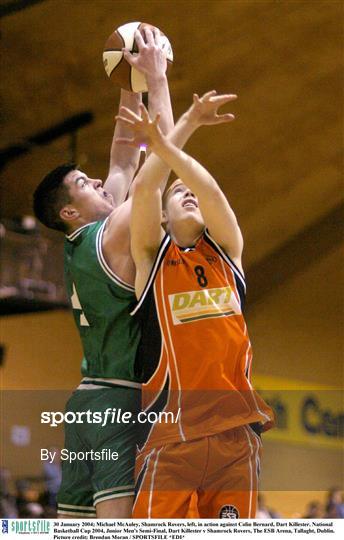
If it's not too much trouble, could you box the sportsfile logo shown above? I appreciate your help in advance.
[168,285,241,325]
[3,520,50,534]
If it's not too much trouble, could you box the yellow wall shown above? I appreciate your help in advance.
[247,245,343,386]
[0,310,82,390]
[247,245,343,516]
[0,310,83,477]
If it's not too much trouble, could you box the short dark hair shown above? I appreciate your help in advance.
[33,163,77,232]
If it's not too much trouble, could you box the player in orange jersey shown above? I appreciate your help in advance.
[116,95,274,519]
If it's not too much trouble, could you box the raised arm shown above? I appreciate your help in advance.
[104,25,174,207]
[124,28,174,136]
[152,131,244,272]
[144,28,174,136]
[104,90,142,206]
[116,92,237,296]
[124,27,174,194]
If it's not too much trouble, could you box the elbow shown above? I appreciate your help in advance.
[238,233,244,257]
[235,228,244,260]
[122,157,140,178]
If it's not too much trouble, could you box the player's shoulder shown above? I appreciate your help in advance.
[202,229,244,277]
[103,198,132,236]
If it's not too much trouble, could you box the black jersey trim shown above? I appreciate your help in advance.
[203,230,246,309]
[96,218,135,292]
[130,233,171,316]
[137,372,170,452]
[204,229,246,286]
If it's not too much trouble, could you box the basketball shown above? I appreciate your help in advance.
[103,21,173,93]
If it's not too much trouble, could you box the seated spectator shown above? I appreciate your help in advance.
[325,487,344,518]
[0,468,18,518]
[256,494,281,518]
[16,479,43,518]
[303,500,323,519]
[43,447,61,509]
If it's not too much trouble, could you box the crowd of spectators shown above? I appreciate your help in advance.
[0,458,60,519]
[256,489,344,519]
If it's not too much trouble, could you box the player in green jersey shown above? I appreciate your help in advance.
[33,28,174,519]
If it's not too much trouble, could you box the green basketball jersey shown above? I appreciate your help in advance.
[64,219,141,382]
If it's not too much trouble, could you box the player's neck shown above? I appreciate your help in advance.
[170,222,204,248]
[66,208,113,234]
[65,216,93,235]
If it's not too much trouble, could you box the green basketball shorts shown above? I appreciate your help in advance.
[57,381,141,517]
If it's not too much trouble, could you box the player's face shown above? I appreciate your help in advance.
[164,181,204,228]
[62,170,114,223]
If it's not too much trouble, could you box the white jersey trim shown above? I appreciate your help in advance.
[243,425,260,518]
[57,503,95,511]
[148,447,163,518]
[57,510,96,517]
[94,491,134,505]
[96,218,135,292]
[132,450,155,517]
[94,485,134,498]
[159,259,186,442]
[77,377,141,390]
[65,222,97,242]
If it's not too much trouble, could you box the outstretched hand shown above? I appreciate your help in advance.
[123,27,167,79]
[188,90,237,126]
[115,104,163,149]
[115,90,237,148]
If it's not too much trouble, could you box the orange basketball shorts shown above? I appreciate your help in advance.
[133,424,262,518]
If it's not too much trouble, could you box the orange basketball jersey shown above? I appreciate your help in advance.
[132,231,274,452]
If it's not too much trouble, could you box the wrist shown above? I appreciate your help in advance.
[146,72,168,88]
[151,132,170,154]
[120,89,142,105]
[182,109,201,130]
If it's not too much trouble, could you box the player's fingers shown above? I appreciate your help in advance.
[156,28,163,48]
[115,137,137,146]
[216,113,235,123]
[212,94,238,104]
[115,112,136,124]
[123,49,137,67]
[152,27,162,48]
[139,103,150,121]
[118,106,141,121]
[201,90,217,101]
[153,112,161,125]
[193,93,200,103]
[144,27,155,47]
[134,29,146,49]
